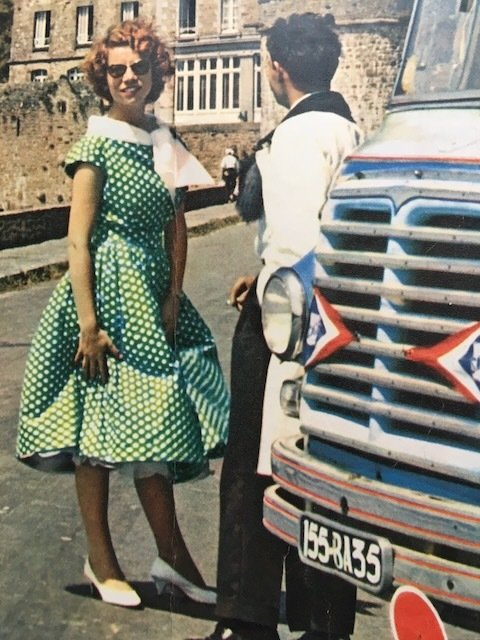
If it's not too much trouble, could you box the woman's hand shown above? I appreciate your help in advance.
[229,275,255,311]
[74,325,121,384]
[162,291,181,345]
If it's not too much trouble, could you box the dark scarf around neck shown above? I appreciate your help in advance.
[236,91,355,222]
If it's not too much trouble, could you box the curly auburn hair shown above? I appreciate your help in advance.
[83,19,174,104]
[266,13,341,92]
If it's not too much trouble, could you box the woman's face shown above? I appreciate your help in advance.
[106,45,152,110]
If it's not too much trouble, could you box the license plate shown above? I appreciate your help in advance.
[298,513,393,593]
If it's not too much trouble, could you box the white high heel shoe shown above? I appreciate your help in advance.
[84,558,142,608]
[151,556,216,605]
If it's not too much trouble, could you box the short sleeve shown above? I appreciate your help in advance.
[64,135,106,179]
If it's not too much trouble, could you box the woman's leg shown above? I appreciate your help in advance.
[134,473,205,587]
[75,463,123,581]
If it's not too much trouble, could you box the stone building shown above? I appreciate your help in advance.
[8,0,262,125]
[8,2,153,84]
[0,0,415,211]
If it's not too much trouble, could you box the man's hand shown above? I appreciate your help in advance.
[229,276,255,311]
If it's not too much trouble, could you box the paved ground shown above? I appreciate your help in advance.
[0,203,239,291]
[1,207,479,639]
[0,214,252,640]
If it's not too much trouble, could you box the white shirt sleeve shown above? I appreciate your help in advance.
[256,112,361,299]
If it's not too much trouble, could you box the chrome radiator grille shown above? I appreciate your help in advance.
[303,193,480,484]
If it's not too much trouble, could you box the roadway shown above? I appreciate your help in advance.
[0,217,478,639]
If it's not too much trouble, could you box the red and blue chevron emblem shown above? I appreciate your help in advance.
[302,287,355,369]
[406,322,480,403]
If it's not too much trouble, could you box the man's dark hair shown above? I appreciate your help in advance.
[266,13,341,92]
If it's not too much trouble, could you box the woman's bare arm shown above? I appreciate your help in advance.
[68,163,120,382]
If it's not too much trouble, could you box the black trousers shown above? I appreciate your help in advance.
[222,168,237,197]
[215,284,356,635]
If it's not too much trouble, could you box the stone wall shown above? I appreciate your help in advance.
[178,122,260,182]
[334,22,409,136]
[258,0,413,23]
[0,76,258,211]
[0,186,228,250]
[0,205,69,249]
[0,77,99,212]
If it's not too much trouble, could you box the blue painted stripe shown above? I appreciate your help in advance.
[342,158,480,177]
[308,438,480,505]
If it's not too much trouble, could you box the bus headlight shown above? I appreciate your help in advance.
[261,268,308,361]
[280,378,302,418]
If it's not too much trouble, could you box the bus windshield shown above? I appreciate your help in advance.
[394,0,480,99]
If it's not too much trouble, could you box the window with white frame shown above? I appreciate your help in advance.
[221,57,240,109]
[221,0,239,33]
[121,1,139,21]
[33,10,51,50]
[198,58,217,110]
[176,56,240,112]
[176,59,195,111]
[179,0,196,35]
[31,69,48,83]
[254,53,261,109]
[76,5,94,46]
[67,67,85,82]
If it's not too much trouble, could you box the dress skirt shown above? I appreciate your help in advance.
[16,119,229,483]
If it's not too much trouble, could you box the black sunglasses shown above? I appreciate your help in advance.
[106,59,151,79]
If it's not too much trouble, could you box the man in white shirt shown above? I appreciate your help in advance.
[221,147,240,201]
[190,13,362,640]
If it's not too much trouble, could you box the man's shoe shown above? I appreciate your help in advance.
[186,621,280,640]
[185,623,243,640]
[297,633,351,640]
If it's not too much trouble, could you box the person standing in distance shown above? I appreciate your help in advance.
[220,147,240,202]
[189,12,362,640]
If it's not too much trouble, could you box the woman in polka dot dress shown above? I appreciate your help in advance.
[16,19,229,608]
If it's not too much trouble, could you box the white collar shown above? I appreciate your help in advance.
[86,115,165,145]
[85,114,214,194]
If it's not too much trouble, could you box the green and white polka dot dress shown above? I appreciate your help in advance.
[17,117,229,482]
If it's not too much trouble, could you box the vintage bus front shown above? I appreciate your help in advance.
[261,0,480,612]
